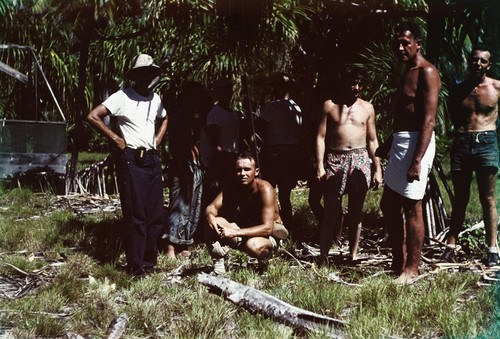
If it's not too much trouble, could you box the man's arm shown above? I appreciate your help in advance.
[365,104,383,189]
[206,191,224,232]
[86,104,126,150]
[219,182,275,238]
[407,65,440,182]
[155,117,168,147]
[315,101,329,180]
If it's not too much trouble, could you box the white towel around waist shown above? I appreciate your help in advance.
[384,131,435,200]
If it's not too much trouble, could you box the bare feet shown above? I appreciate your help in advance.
[178,250,191,258]
[394,271,419,285]
[390,259,404,276]
[349,251,360,261]
[166,244,176,259]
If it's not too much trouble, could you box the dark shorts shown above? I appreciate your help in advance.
[451,131,499,173]
[261,144,301,188]
[325,148,371,195]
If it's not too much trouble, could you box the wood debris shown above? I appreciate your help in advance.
[71,156,119,197]
[105,313,129,339]
[52,194,120,215]
[292,217,499,286]
[198,272,346,337]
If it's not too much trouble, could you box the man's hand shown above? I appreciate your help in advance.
[372,170,383,190]
[316,166,326,181]
[407,162,421,182]
[217,223,238,238]
[207,215,218,232]
[115,137,126,150]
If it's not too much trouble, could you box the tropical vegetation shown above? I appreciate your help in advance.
[2,1,499,143]
[1,0,499,336]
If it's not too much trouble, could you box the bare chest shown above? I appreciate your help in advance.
[397,70,420,101]
[462,85,499,114]
[329,104,367,126]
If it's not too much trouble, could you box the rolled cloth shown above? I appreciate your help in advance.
[384,131,435,200]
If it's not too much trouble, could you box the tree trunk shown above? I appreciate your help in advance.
[67,4,94,193]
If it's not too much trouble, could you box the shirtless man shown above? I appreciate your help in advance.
[316,66,383,262]
[380,22,441,283]
[206,152,288,274]
[442,46,500,266]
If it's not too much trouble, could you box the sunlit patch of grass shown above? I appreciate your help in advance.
[4,289,69,337]
[0,254,45,275]
[237,311,293,339]
[347,272,492,338]
[0,189,52,218]
[477,282,500,338]
[166,283,241,338]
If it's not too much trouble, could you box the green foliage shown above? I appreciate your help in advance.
[347,272,491,338]
[477,282,500,338]
[2,0,498,154]
[76,151,110,170]
[0,255,45,276]
[2,288,69,337]
[0,184,496,338]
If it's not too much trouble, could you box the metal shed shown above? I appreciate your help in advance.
[0,44,67,180]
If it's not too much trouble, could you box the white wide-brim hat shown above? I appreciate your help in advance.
[126,54,160,80]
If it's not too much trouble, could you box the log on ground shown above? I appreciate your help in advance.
[197,272,345,337]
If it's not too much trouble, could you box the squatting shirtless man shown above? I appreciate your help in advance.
[205,152,288,274]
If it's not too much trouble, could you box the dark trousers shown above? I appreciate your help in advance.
[117,147,165,276]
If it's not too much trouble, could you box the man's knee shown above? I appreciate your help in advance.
[479,195,497,210]
[403,199,422,221]
[215,217,239,230]
[244,237,273,259]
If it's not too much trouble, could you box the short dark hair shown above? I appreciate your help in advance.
[340,65,367,83]
[236,151,257,167]
[471,44,493,59]
[396,21,423,41]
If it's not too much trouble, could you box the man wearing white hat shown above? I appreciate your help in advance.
[87,53,168,278]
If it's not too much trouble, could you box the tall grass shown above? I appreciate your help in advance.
[0,187,497,337]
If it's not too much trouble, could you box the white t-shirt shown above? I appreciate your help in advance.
[259,99,302,146]
[206,105,241,153]
[103,87,166,149]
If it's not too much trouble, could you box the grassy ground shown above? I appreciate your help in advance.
[0,186,498,338]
